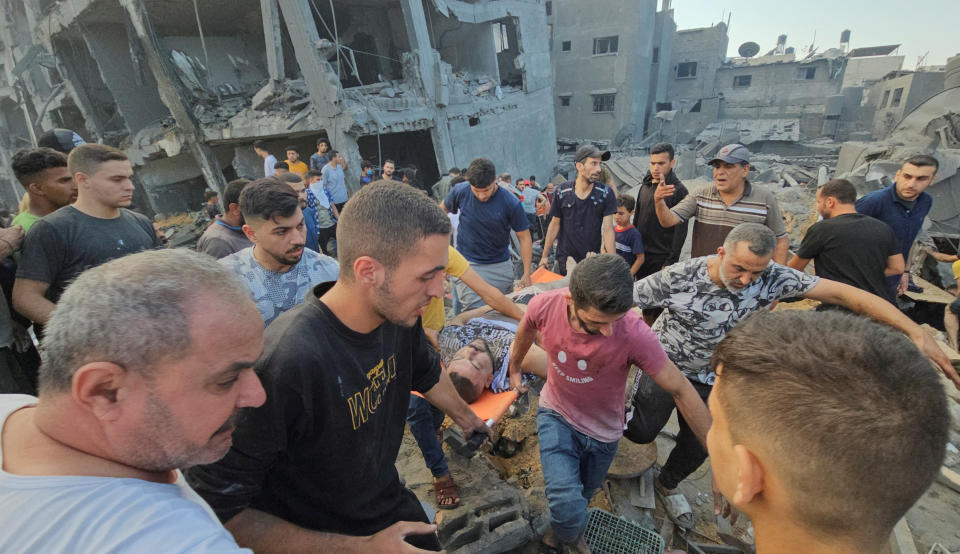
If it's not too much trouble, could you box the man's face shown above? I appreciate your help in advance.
[247,208,308,267]
[446,339,495,399]
[649,152,676,182]
[79,160,135,208]
[318,142,329,153]
[36,166,78,207]
[309,175,323,186]
[470,184,496,202]
[372,234,448,327]
[712,162,749,194]
[815,188,833,219]
[288,180,307,208]
[894,163,936,201]
[567,299,626,337]
[615,206,632,227]
[286,150,299,163]
[718,241,771,292]
[576,157,602,182]
[120,298,265,470]
[382,162,395,177]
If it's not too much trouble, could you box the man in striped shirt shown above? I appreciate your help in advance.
[653,144,789,263]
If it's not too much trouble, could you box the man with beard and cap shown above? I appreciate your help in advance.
[188,181,493,552]
[0,249,265,552]
[196,179,253,259]
[218,179,338,326]
[538,145,617,276]
[626,222,959,531]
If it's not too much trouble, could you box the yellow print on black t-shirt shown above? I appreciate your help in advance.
[347,356,398,430]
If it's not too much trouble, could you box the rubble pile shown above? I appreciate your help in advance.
[154,212,210,250]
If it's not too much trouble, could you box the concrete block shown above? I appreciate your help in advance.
[437,486,533,553]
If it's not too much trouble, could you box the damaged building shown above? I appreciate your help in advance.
[0,0,558,215]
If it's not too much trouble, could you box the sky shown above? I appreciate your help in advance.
[671,0,959,68]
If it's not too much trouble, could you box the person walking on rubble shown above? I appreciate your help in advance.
[627,222,959,530]
[652,143,789,264]
[509,254,712,554]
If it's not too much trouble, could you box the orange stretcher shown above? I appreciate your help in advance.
[411,388,518,422]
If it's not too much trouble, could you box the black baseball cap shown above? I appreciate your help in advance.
[38,128,86,154]
[574,145,611,164]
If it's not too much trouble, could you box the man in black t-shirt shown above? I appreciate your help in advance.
[788,179,903,307]
[14,144,159,328]
[187,182,492,553]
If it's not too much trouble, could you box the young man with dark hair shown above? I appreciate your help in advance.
[432,167,460,202]
[309,138,331,172]
[629,222,958,529]
[273,160,289,175]
[614,194,645,276]
[321,150,349,212]
[509,254,711,554]
[360,160,374,184]
[284,146,308,176]
[707,310,949,554]
[632,143,687,281]
[197,179,253,259]
[203,190,222,220]
[218,179,338,326]
[539,145,617,275]
[253,140,278,178]
[187,181,492,553]
[442,158,533,309]
[276,173,319,255]
[10,147,76,233]
[654,143,788,263]
[789,179,903,307]
[856,154,939,296]
[14,144,160,328]
[305,169,338,256]
[381,159,398,181]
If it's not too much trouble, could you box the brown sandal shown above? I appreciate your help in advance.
[434,474,461,510]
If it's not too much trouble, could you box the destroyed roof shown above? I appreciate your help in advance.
[847,45,900,58]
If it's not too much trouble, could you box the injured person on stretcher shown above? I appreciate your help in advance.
[407,284,561,509]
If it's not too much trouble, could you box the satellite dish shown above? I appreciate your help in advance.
[738,41,760,58]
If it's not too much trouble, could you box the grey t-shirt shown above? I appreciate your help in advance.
[17,206,160,303]
[196,219,253,259]
[321,164,348,204]
[634,256,819,384]
[219,247,339,326]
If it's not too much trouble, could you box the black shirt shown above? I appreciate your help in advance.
[186,283,442,536]
[795,213,900,304]
[633,171,688,265]
[16,205,159,303]
[549,180,617,261]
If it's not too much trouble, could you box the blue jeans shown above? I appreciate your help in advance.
[407,395,449,478]
[537,407,619,544]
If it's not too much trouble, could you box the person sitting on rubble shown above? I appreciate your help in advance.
[219,178,338,327]
[707,310,949,554]
[0,249,266,552]
[509,254,713,554]
[627,222,959,531]
[196,179,252,260]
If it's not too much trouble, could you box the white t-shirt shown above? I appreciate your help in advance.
[0,394,248,553]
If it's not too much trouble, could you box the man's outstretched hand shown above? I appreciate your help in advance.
[364,522,445,553]
[912,331,960,391]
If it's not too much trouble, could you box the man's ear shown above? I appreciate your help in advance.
[27,181,44,196]
[353,256,385,287]
[731,444,765,506]
[71,362,130,422]
[241,224,257,242]
[717,245,726,257]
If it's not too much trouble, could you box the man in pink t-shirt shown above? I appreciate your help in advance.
[508,254,712,553]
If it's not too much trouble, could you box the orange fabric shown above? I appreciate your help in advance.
[532,266,564,283]
[409,389,519,422]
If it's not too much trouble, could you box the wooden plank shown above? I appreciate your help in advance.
[904,276,955,305]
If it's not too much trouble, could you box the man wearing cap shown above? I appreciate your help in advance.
[653,143,788,263]
[538,145,617,275]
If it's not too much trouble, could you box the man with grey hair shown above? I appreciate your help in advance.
[627,222,958,530]
[0,249,265,552]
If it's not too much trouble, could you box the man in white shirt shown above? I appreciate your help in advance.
[0,248,264,553]
[254,140,278,177]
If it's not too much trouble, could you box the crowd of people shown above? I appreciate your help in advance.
[0,131,956,554]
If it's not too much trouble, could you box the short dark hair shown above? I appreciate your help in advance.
[383,159,396,166]
[306,169,323,179]
[465,158,496,188]
[818,178,856,205]
[449,167,461,175]
[67,143,128,177]
[316,137,330,148]
[529,175,536,181]
[362,160,373,169]
[903,154,939,172]
[224,179,249,208]
[239,178,300,222]
[650,143,675,159]
[401,168,416,181]
[617,194,636,212]
[450,176,466,186]
[276,172,303,184]
[336,181,451,280]
[711,310,948,541]
[11,147,68,188]
[449,372,481,403]
[204,189,219,201]
[252,140,267,150]
[328,150,339,158]
[274,161,289,170]
[284,145,298,153]
[500,173,511,182]
[569,254,634,314]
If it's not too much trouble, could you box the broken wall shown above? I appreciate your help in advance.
[871,71,946,139]
[429,12,500,81]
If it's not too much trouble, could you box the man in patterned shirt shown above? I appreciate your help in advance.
[220,179,338,326]
[627,222,957,529]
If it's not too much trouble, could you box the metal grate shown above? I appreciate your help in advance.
[583,508,665,554]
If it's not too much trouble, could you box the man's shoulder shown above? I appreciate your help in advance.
[301,250,340,275]
[219,247,254,268]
